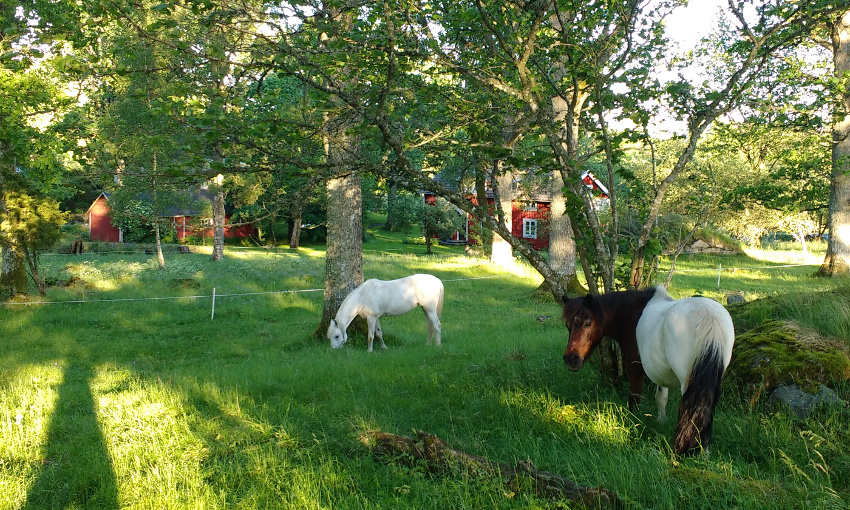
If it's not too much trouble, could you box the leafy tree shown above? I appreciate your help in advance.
[387,192,426,235]
[0,192,66,295]
[420,197,467,255]
[1,5,75,296]
[717,123,830,248]
[625,1,847,290]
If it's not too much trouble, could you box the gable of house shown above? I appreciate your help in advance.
[85,192,122,242]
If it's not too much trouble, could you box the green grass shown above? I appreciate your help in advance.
[1,237,849,509]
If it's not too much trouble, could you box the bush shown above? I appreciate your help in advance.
[83,242,191,254]
[387,193,424,233]
[651,214,744,252]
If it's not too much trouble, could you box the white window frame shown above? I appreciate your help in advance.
[523,218,537,239]
[522,202,537,212]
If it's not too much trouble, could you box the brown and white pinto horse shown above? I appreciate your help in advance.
[561,286,734,455]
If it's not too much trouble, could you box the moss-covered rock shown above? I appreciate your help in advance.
[726,320,850,405]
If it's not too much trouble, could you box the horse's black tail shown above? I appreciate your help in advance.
[674,337,726,456]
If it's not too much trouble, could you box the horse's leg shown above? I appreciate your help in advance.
[375,318,387,350]
[624,360,645,412]
[423,306,441,346]
[421,307,432,345]
[655,385,669,422]
[366,316,377,352]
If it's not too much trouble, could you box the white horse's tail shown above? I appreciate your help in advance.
[673,317,728,455]
[437,283,444,318]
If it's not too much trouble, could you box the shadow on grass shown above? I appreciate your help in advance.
[24,362,118,510]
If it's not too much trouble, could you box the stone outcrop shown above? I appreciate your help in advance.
[725,320,850,413]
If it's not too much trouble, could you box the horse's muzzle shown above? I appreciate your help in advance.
[563,352,583,371]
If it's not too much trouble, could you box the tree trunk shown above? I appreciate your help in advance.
[315,4,366,339]
[211,174,225,261]
[491,162,513,266]
[154,219,165,269]
[1,241,28,296]
[819,9,850,276]
[319,171,363,334]
[384,178,397,231]
[424,225,433,254]
[491,123,522,266]
[546,169,584,296]
[363,430,622,507]
[289,201,302,249]
[317,111,364,337]
[549,92,608,293]
[151,162,166,269]
[0,170,28,296]
[475,167,493,258]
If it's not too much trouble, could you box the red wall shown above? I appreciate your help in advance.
[174,218,257,240]
[425,194,550,249]
[511,202,550,250]
[87,196,122,242]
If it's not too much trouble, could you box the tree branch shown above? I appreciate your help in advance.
[361,429,624,508]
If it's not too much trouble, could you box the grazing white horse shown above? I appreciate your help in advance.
[327,274,444,351]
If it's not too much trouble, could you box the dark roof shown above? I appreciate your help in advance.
[89,186,229,218]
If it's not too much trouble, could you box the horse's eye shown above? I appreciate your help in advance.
[583,321,592,328]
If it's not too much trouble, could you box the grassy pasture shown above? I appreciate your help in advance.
[0,234,848,509]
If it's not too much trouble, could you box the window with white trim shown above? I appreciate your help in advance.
[522,202,537,212]
[523,218,537,239]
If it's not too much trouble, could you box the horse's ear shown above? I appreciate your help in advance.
[583,293,596,311]
[559,295,569,306]
[330,319,337,327]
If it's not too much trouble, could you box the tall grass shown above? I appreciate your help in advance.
[1,234,848,509]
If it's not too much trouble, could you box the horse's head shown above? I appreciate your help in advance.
[327,319,347,348]
[561,294,604,371]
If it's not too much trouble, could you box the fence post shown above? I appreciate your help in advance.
[717,263,721,289]
[211,287,216,320]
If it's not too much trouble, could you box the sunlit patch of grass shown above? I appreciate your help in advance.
[499,388,635,447]
[0,363,63,508]
[89,363,216,507]
[743,240,827,265]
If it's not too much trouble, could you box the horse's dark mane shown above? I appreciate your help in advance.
[592,288,658,344]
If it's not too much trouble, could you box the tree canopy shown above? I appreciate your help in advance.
[4,1,849,295]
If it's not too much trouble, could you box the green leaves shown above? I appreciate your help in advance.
[1,192,67,252]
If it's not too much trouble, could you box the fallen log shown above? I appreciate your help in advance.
[361,429,623,508]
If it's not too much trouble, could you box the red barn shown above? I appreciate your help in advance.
[85,191,256,243]
[86,192,123,242]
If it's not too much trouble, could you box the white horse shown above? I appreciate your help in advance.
[327,274,444,351]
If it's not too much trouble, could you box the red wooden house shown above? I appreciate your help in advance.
[423,171,609,250]
[424,193,552,249]
[85,191,256,243]
[86,192,123,242]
